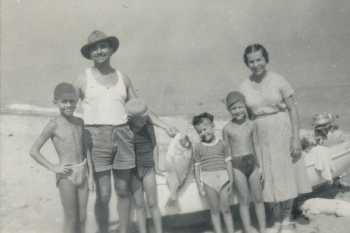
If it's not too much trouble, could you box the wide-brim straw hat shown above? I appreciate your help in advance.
[81,30,119,59]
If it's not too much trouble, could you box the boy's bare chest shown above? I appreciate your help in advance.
[54,123,82,145]
[229,123,253,141]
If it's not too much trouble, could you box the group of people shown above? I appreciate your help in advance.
[30,30,312,233]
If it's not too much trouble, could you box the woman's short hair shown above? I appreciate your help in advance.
[192,112,214,126]
[243,43,269,66]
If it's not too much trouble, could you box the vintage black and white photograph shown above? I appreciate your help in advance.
[1,1,350,233]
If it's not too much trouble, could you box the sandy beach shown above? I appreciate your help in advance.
[1,113,350,233]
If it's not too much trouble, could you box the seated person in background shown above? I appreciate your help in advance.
[312,113,345,147]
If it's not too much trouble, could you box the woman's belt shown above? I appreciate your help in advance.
[252,109,286,119]
[85,123,128,127]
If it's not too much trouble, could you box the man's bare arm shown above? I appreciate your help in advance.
[123,74,177,136]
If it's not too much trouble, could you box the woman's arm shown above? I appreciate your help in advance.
[252,123,262,168]
[285,95,302,159]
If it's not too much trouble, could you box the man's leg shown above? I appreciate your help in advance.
[94,170,112,233]
[113,169,133,233]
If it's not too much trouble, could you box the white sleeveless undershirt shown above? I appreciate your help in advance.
[82,68,128,125]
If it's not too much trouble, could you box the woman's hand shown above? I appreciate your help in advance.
[291,137,302,161]
[257,167,264,188]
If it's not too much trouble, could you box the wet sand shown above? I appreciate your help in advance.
[1,113,350,233]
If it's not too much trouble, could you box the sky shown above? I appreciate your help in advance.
[2,0,350,125]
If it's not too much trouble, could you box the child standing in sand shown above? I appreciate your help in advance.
[127,99,163,233]
[223,91,266,233]
[30,82,93,233]
[192,112,235,233]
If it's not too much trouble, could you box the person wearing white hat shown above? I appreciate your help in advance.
[76,30,177,233]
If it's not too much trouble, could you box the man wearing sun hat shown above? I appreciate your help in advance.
[75,30,177,233]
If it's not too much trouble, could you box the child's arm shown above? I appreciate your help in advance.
[192,146,205,196]
[223,128,234,188]
[252,123,264,183]
[154,145,165,175]
[148,123,164,174]
[194,163,205,196]
[29,120,70,175]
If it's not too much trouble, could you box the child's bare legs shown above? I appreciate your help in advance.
[113,169,133,233]
[219,185,235,233]
[58,179,80,233]
[249,169,266,233]
[133,182,147,233]
[233,169,252,233]
[204,184,223,233]
[94,171,112,233]
[144,168,163,233]
[78,180,89,233]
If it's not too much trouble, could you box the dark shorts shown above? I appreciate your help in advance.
[85,124,135,172]
[130,165,154,192]
[232,154,257,178]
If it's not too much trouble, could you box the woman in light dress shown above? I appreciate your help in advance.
[239,44,311,233]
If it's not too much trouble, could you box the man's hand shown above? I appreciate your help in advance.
[165,126,178,137]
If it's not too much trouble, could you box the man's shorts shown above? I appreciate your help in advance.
[85,124,136,172]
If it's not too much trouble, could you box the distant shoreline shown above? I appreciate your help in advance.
[0,104,59,118]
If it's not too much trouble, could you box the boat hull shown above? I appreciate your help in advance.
[153,142,350,217]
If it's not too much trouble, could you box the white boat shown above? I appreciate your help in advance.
[152,141,350,217]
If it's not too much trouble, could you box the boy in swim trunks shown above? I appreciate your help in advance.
[192,112,235,233]
[30,82,93,233]
[223,91,266,233]
[127,99,163,233]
